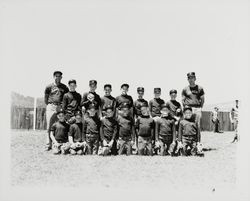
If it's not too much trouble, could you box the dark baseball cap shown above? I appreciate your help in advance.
[104,84,112,89]
[169,89,177,94]
[137,87,144,92]
[88,103,97,110]
[53,71,63,76]
[89,80,97,86]
[121,83,129,89]
[120,102,130,109]
[68,79,76,85]
[187,72,196,78]
[154,88,161,93]
[104,104,114,111]
[57,108,65,115]
[75,110,82,117]
[183,106,192,112]
[161,103,168,110]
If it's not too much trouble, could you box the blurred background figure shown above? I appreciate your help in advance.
[212,107,223,133]
[230,100,239,143]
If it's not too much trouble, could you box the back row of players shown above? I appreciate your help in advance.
[44,71,205,156]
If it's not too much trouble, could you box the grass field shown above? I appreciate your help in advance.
[11,130,237,192]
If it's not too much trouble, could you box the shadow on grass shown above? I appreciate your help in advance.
[203,147,217,152]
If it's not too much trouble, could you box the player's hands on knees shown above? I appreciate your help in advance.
[103,140,108,147]
[108,140,114,147]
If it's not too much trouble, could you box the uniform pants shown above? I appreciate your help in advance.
[181,136,198,156]
[117,137,133,155]
[46,104,60,148]
[137,136,153,156]
[101,138,118,156]
[158,136,173,156]
[85,136,99,155]
[212,119,220,132]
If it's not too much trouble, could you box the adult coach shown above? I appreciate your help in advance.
[182,72,205,132]
[44,71,69,150]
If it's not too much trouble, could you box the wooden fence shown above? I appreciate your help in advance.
[11,106,235,131]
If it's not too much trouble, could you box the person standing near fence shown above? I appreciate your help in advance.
[212,107,223,133]
[230,100,239,143]
[44,71,69,151]
[182,72,205,135]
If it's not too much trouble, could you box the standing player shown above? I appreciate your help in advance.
[62,79,82,124]
[100,84,116,119]
[134,87,148,119]
[182,72,205,136]
[81,80,102,115]
[99,105,118,156]
[83,104,101,155]
[230,100,239,143]
[135,102,154,156]
[116,84,134,118]
[212,107,222,133]
[50,109,70,155]
[155,104,176,156]
[44,71,69,151]
[149,88,165,122]
[116,103,136,155]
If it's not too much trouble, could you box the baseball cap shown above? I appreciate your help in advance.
[183,106,192,112]
[161,103,168,110]
[57,108,65,115]
[140,102,148,108]
[68,79,77,85]
[53,71,63,76]
[104,84,112,89]
[121,83,129,89]
[75,110,82,117]
[120,102,130,109]
[187,72,196,78]
[89,80,97,86]
[104,104,113,111]
[169,89,177,94]
[154,88,161,93]
[137,87,144,92]
[88,103,97,110]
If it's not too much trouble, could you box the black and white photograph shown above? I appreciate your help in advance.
[0,0,249,201]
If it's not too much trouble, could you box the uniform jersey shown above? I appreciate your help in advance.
[134,98,148,117]
[149,98,165,117]
[50,121,69,143]
[135,115,154,137]
[179,119,198,137]
[62,91,82,116]
[100,117,118,141]
[117,115,134,138]
[44,83,69,105]
[68,122,84,142]
[101,95,116,114]
[156,116,175,137]
[83,116,101,136]
[166,100,182,117]
[212,110,219,121]
[116,94,134,109]
[231,107,239,121]
[182,85,204,107]
[81,92,101,110]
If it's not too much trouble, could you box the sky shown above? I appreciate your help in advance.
[0,0,248,105]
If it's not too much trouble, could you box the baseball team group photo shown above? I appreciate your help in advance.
[5,0,247,199]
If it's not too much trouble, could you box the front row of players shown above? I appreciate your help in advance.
[50,102,204,156]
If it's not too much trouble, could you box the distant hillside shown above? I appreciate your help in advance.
[11,92,46,108]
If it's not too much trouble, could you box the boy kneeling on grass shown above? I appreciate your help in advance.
[116,102,136,155]
[99,105,118,156]
[50,109,70,155]
[155,104,176,156]
[135,102,154,156]
[83,103,101,155]
[68,110,86,155]
[177,106,204,156]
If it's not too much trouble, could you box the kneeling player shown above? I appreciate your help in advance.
[177,106,203,156]
[135,103,154,156]
[50,109,70,154]
[117,103,135,155]
[68,111,86,155]
[83,104,101,155]
[155,104,176,156]
[99,105,118,156]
